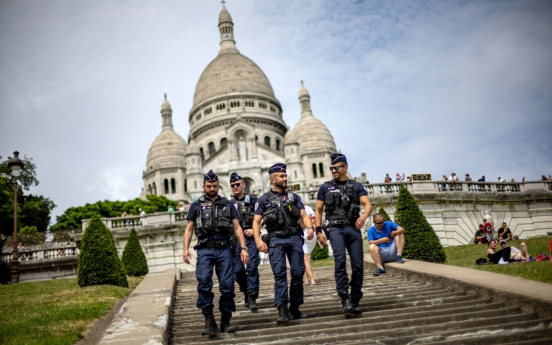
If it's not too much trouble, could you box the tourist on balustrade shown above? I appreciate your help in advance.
[465,174,473,182]
[229,172,260,312]
[478,175,486,182]
[368,213,406,276]
[315,153,372,315]
[182,170,249,336]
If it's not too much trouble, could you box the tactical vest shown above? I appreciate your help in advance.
[262,191,301,234]
[193,196,234,237]
[233,194,255,230]
[324,179,361,225]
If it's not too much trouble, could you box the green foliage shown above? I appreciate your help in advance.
[51,195,178,231]
[395,187,447,263]
[0,261,10,284]
[3,230,74,247]
[77,215,128,287]
[378,207,391,221]
[19,225,37,234]
[311,242,329,260]
[122,229,149,276]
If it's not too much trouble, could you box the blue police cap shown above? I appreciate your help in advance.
[331,153,347,165]
[204,170,218,182]
[268,163,287,174]
[230,172,243,183]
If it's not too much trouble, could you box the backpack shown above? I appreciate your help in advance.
[475,258,489,265]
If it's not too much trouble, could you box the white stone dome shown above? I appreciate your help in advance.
[146,128,187,169]
[292,115,336,153]
[161,94,172,112]
[283,128,298,146]
[219,6,232,24]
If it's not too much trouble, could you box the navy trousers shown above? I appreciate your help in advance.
[195,246,236,315]
[234,235,260,297]
[268,233,305,307]
[329,225,364,303]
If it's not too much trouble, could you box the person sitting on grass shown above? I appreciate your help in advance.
[499,240,531,262]
[486,239,511,264]
[482,218,494,242]
[367,213,405,276]
[474,224,487,244]
[498,222,514,241]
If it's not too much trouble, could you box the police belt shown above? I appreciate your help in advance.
[194,240,229,249]
[267,229,299,239]
[327,219,352,226]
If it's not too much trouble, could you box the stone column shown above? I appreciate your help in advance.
[249,137,257,159]
[229,140,237,161]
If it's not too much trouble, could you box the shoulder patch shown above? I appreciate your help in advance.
[254,202,259,211]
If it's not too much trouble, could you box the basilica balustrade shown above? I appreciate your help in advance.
[81,210,188,231]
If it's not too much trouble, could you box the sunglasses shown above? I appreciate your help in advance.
[329,165,345,172]
[230,183,242,188]
[375,221,384,225]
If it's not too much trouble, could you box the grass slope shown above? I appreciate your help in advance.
[0,277,142,345]
[444,236,552,284]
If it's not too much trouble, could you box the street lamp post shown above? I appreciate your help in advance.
[8,151,24,283]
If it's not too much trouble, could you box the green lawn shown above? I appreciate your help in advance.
[311,257,335,267]
[0,277,142,345]
[443,236,552,284]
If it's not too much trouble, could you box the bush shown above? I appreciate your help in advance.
[19,225,37,234]
[0,261,10,284]
[77,214,128,287]
[311,242,329,260]
[378,207,391,222]
[395,187,446,263]
[122,229,148,276]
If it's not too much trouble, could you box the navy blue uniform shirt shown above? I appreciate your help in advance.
[186,195,239,221]
[231,194,259,208]
[317,179,368,201]
[254,189,305,216]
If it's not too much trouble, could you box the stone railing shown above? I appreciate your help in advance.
[1,243,79,263]
[81,210,187,231]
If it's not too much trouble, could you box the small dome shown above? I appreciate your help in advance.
[283,129,298,146]
[161,93,172,112]
[186,140,200,155]
[146,128,187,169]
[292,114,336,153]
[298,81,309,98]
[218,7,232,24]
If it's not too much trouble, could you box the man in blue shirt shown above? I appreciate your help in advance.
[367,213,405,276]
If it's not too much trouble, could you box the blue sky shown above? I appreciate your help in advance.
[1,0,551,222]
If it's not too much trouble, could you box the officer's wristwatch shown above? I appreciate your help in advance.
[241,248,248,252]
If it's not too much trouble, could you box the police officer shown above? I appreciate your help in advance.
[229,172,260,311]
[253,163,314,325]
[183,170,249,336]
[314,153,372,314]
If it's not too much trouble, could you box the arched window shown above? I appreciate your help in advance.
[275,139,280,151]
[319,163,325,178]
[312,163,318,179]
[171,178,176,194]
[184,179,187,192]
[208,142,216,156]
[148,184,152,195]
[164,179,169,194]
[194,181,197,189]
[152,182,157,196]
[220,138,228,147]
[200,148,205,162]
[255,135,258,141]
[264,136,271,147]
[294,171,297,179]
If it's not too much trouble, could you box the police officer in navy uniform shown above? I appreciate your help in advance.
[314,153,372,314]
[252,163,315,325]
[183,170,249,336]
[229,172,260,311]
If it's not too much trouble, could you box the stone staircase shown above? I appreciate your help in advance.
[169,265,552,344]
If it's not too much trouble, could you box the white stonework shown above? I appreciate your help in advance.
[142,5,337,202]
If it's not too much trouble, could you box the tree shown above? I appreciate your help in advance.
[311,242,329,260]
[77,214,128,287]
[394,187,446,263]
[121,229,149,276]
[378,207,391,221]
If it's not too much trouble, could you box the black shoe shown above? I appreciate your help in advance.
[220,314,236,333]
[243,292,249,308]
[352,303,363,314]
[276,303,292,325]
[201,312,218,336]
[248,294,258,312]
[289,304,309,319]
[340,294,353,314]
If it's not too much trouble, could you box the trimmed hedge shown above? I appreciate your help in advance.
[311,242,329,260]
[378,207,391,222]
[77,214,128,287]
[395,187,447,263]
[122,229,148,276]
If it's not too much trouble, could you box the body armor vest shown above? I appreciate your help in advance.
[233,194,255,230]
[324,179,361,225]
[262,191,301,234]
[194,196,234,238]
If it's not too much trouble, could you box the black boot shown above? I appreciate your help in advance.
[352,302,363,314]
[243,292,249,308]
[289,304,309,319]
[341,294,353,314]
[220,314,236,333]
[248,293,258,311]
[201,312,218,336]
[276,303,292,325]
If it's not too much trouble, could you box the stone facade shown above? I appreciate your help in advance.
[141,5,336,202]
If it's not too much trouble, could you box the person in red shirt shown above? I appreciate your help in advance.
[482,218,494,241]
